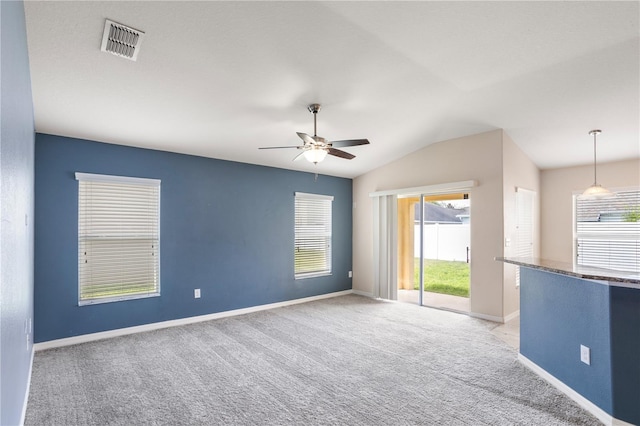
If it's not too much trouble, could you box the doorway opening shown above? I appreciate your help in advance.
[397,193,470,313]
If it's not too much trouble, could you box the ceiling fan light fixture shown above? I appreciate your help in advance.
[580,129,615,200]
[303,147,328,164]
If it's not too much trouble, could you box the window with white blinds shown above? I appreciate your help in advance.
[294,192,333,279]
[575,188,640,273]
[515,188,535,287]
[76,173,160,305]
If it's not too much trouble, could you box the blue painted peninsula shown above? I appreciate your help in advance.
[497,257,639,426]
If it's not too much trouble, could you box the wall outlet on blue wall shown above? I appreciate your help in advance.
[194,289,201,299]
[580,344,591,365]
[348,271,353,278]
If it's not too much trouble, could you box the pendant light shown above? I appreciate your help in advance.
[580,129,613,199]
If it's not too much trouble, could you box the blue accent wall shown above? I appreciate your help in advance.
[520,268,612,413]
[609,286,640,425]
[0,1,36,424]
[520,267,640,424]
[35,134,353,342]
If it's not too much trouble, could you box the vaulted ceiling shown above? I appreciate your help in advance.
[24,1,639,178]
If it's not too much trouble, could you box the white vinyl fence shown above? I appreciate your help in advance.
[414,223,470,262]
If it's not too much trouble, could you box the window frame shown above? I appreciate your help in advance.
[294,192,333,280]
[76,172,161,305]
[573,186,640,274]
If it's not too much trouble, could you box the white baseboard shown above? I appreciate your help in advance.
[20,348,35,426]
[469,312,503,323]
[351,289,373,298]
[504,310,520,323]
[469,310,519,324]
[518,354,633,426]
[34,290,353,351]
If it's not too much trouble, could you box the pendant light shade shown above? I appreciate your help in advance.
[303,146,328,164]
[580,130,613,199]
[582,183,612,198]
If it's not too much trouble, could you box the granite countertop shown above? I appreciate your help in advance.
[496,257,640,285]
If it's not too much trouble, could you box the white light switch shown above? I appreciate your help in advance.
[194,289,201,299]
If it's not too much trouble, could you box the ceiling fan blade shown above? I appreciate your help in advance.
[296,132,316,145]
[330,138,370,148]
[328,147,355,160]
[258,145,301,150]
[292,151,306,162]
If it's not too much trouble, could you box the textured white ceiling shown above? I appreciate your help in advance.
[24,1,640,178]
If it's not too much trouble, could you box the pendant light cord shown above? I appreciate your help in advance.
[589,129,601,186]
[593,131,597,185]
[589,130,602,186]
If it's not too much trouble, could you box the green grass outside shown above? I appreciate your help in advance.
[413,259,470,297]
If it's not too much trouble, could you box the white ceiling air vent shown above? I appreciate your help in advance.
[100,19,145,61]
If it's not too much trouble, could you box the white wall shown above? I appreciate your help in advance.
[353,129,541,321]
[501,133,540,317]
[353,130,505,319]
[541,158,640,263]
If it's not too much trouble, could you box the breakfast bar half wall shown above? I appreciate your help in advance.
[497,257,639,426]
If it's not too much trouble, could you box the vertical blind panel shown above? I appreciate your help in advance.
[78,179,160,302]
[295,195,332,277]
[576,189,640,273]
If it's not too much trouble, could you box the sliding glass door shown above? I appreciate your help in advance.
[397,193,470,312]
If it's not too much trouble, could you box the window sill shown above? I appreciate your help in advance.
[295,272,332,280]
[79,292,160,306]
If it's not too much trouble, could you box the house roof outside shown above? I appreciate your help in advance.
[576,189,640,222]
[414,203,469,224]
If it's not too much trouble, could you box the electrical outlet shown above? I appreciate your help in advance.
[348,271,353,278]
[194,289,201,299]
[580,345,591,365]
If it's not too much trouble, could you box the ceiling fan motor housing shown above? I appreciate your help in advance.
[308,104,322,114]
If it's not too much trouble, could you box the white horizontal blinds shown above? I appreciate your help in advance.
[576,189,640,273]
[295,192,333,279]
[515,188,535,286]
[77,173,160,304]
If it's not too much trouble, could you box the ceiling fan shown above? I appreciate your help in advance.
[259,104,370,164]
